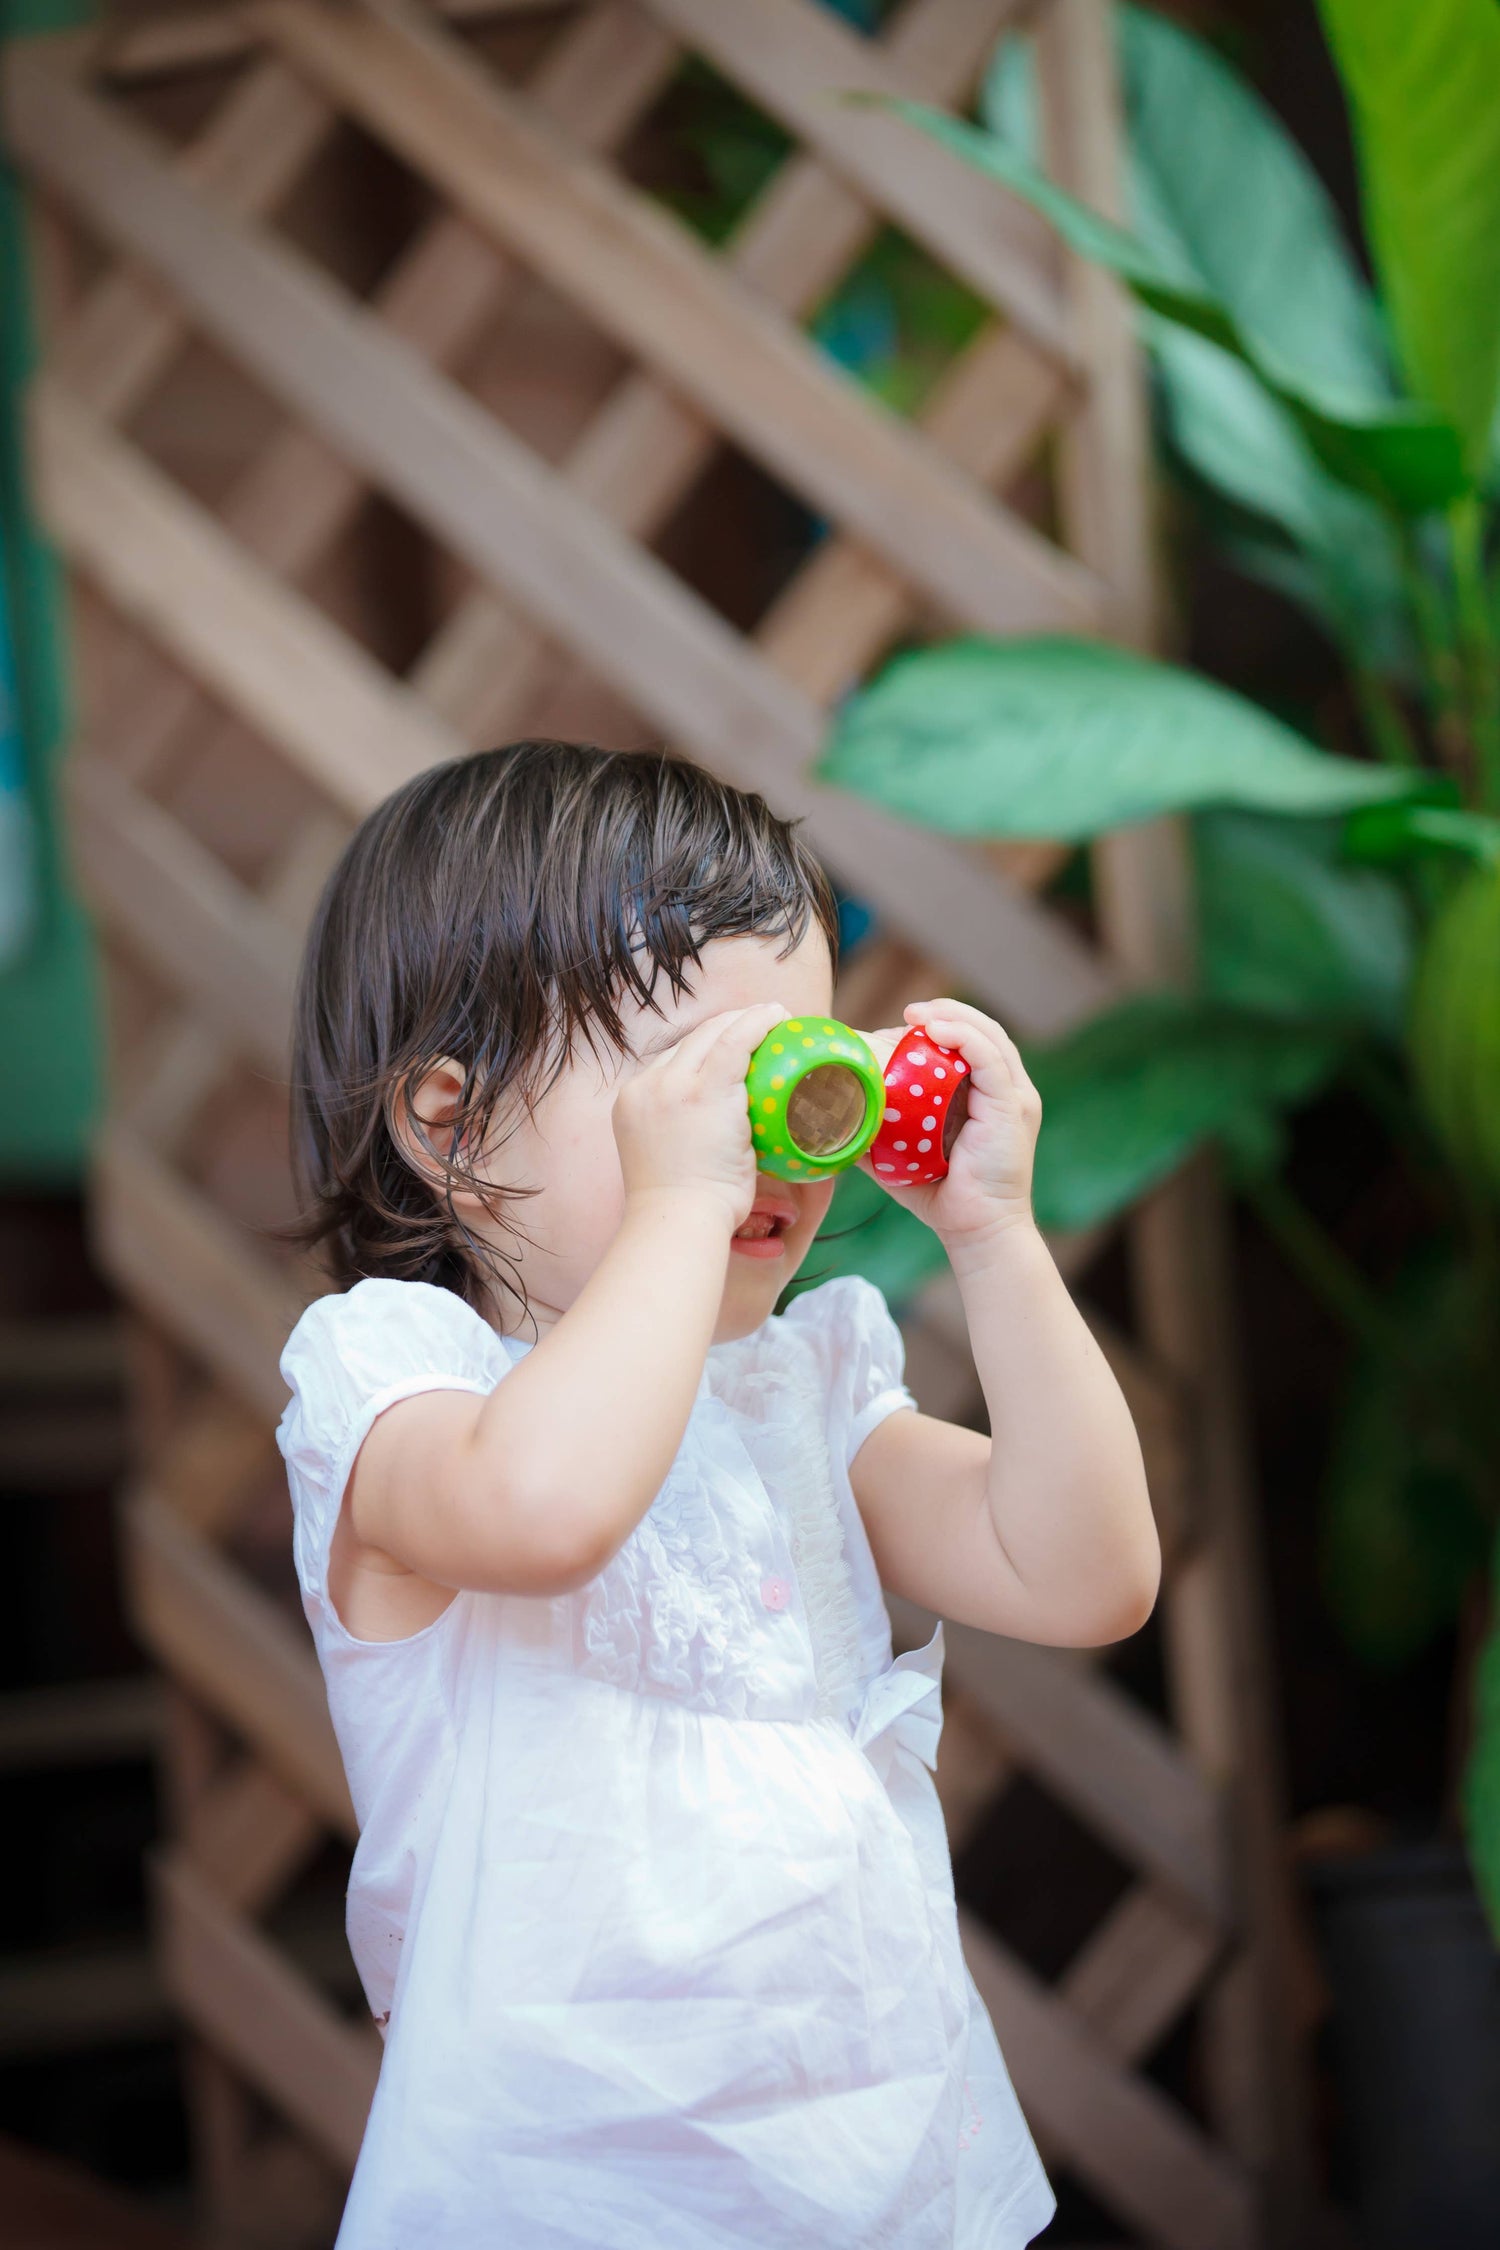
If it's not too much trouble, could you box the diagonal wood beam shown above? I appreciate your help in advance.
[154,1855,377,2170]
[125,1487,353,1836]
[257,0,1102,639]
[961,1908,1254,2250]
[33,384,467,817]
[6,63,1117,1033]
[410,0,1037,739]
[889,1593,1231,1929]
[51,58,331,424]
[640,0,1063,350]
[88,0,680,784]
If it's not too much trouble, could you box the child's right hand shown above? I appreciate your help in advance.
[613,1002,790,1230]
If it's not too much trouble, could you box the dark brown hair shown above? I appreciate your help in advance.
[288,739,841,1329]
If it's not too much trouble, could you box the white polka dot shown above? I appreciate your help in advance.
[917,1138,932,1152]
[922,1116,936,1131]
[909,1083,923,1097]
[936,1044,951,1055]
[907,1162,920,1172]
[884,1072,899,1087]
[909,1049,927,1065]
[883,1106,902,1123]
[893,1141,907,1151]
[933,1066,947,1079]
[955,1059,969,1073]
[876,1162,895,1173]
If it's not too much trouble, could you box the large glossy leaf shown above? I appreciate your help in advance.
[1197,811,1414,1038]
[1464,1552,1500,1939]
[891,99,1469,512]
[1024,996,1340,1232]
[1319,0,1500,470]
[818,638,1423,842]
[1148,322,1413,672]
[1118,6,1388,404]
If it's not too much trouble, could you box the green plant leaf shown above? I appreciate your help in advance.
[1464,1535,1500,1940]
[1318,0,1500,470]
[1344,797,1500,867]
[1408,858,1500,1198]
[889,98,1469,512]
[1117,6,1389,406]
[1024,996,1341,1232]
[818,637,1424,842]
[1198,811,1414,1039]
[1147,321,1413,671]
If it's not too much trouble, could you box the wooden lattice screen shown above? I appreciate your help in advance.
[5,2,1313,2242]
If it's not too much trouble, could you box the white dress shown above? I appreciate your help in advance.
[277,1272,1055,2249]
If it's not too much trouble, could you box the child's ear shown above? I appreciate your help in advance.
[389,1057,478,1198]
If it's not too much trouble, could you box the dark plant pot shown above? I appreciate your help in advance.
[1309,1842,1500,2250]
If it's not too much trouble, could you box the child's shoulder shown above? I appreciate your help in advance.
[278,1277,510,1462]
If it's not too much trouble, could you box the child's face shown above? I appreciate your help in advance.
[450,926,840,1341]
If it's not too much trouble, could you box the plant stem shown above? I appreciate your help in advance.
[1396,516,1466,747]
[1349,660,1421,769]
[1448,496,1500,809]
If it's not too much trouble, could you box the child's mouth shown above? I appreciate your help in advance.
[731,1212,789,1257]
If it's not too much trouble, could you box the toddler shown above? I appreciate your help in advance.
[277,739,1159,2248]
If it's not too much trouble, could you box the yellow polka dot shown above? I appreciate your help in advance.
[801,1037,815,1048]
[772,1145,784,1155]
[787,1020,803,1032]
[788,1158,803,1169]
[771,1075,784,1088]
[761,1097,775,1112]
[770,1042,785,1054]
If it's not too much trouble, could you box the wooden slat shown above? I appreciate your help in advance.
[94,1123,304,1421]
[105,0,680,783]
[6,50,1117,1037]
[52,59,331,424]
[757,322,1068,707]
[642,0,1068,355]
[34,384,465,817]
[67,747,299,1077]
[154,1855,377,2171]
[1062,1880,1220,2063]
[890,1594,1231,1928]
[258,0,1104,640]
[124,1489,354,1838]
[412,0,1030,738]
[184,1758,324,1916]
[98,0,564,81]
[961,1909,1254,2250]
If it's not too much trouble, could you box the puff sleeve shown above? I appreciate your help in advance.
[783,1272,919,1474]
[277,1276,510,1616]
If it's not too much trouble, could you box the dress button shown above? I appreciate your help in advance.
[760,1574,791,1612]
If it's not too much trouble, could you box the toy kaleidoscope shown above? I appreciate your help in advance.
[866,1027,970,1187]
[744,1018,885,1182]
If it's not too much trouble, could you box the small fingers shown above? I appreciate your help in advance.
[903,998,1021,1088]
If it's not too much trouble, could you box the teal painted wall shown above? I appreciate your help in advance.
[0,2,103,1184]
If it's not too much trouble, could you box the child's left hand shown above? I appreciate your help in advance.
[860,998,1041,1249]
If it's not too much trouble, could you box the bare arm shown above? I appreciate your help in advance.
[343,1000,790,1608]
[848,998,1159,1648]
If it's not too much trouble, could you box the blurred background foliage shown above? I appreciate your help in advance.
[808,0,1500,1931]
